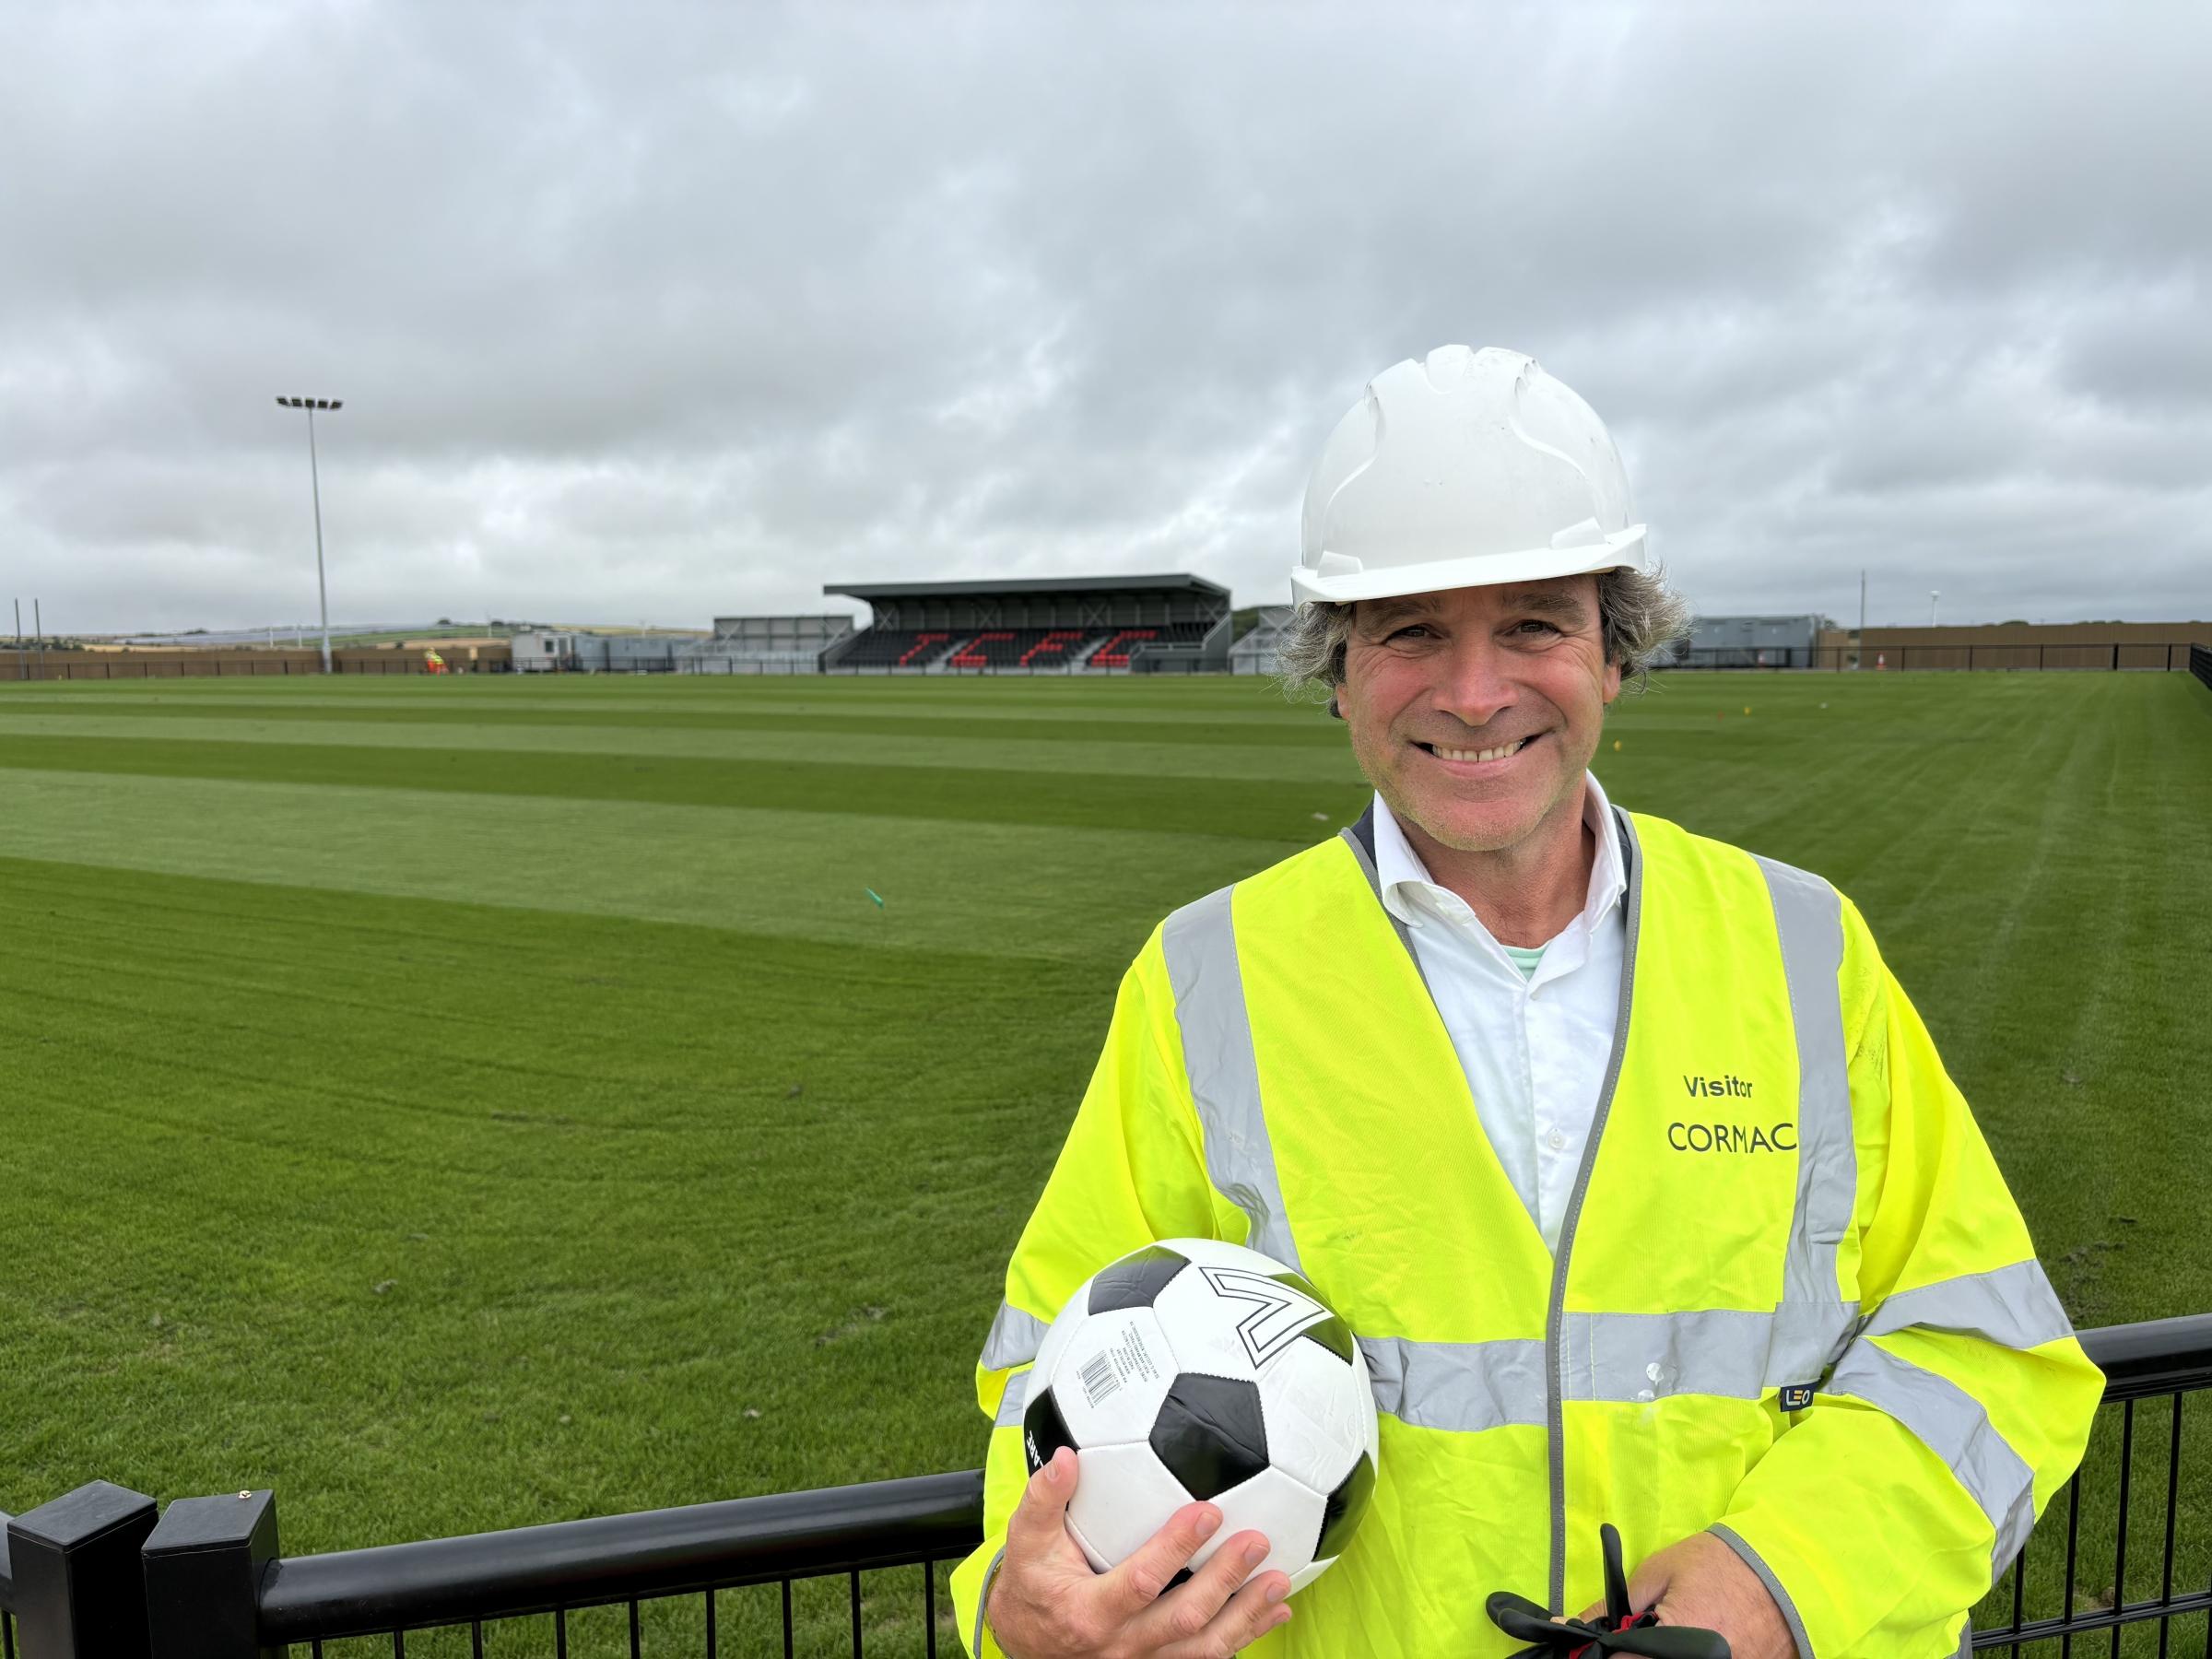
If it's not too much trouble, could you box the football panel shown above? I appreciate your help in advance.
[1148,1371,1270,1500]
[1159,1236,1296,1277]
[1055,1306,1180,1447]
[1204,1464,1328,1584]
[1022,1384,1079,1477]
[1314,1449,1376,1563]
[1030,1290,1090,1394]
[1252,1337,1378,1493]
[1088,1244,1192,1313]
[1064,1511,1112,1574]
[1065,1438,1201,1570]
[1149,1253,1347,1381]
[1271,1271,1356,1362]
[1285,1554,1338,1594]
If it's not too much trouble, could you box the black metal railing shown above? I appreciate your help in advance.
[4,1315,2206,1657]
[1972,1314,2212,1653]
[2190,644,2211,694]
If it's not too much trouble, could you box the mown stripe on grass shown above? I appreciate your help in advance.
[0,711,1369,785]
[0,731,1366,837]
[0,769,1296,962]
[0,682,1334,733]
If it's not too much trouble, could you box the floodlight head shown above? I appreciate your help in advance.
[276,396,288,406]
[330,400,343,410]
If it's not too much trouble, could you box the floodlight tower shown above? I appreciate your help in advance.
[276,395,344,672]
[1930,589,1940,628]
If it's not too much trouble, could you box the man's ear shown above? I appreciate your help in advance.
[1327,689,1345,720]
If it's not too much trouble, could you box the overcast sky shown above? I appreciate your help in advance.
[3,2,2206,634]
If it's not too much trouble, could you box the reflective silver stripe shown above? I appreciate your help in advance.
[993,1367,1030,1429]
[980,1301,1049,1372]
[1755,854,1855,1366]
[1365,1268,2058,1410]
[1159,886,1301,1272]
[1359,1335,1547,1430]
[1709,1524,1816,1659]
[1828,1337,2039,1574]
[1861,1260,2076,1353]
[972,1546,1006,1656]
[1366,1306,1873,1423]
[1562,1305,1857,1403]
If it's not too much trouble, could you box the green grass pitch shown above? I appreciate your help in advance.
[0,668,2206,1653]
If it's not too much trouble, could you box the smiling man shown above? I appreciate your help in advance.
[954,346,2101,1658]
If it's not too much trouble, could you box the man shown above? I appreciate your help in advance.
[952,346,2101,1656]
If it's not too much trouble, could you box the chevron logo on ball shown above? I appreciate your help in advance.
[1200,1265,1335,1370]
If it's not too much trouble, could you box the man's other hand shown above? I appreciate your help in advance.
[1577,1532,1794,1659]
[984,1446,1293,1657]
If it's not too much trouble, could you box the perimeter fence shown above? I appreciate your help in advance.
[3,1313,2207,1659]
[2191,644,2211,694]
[1669,642,2204,672]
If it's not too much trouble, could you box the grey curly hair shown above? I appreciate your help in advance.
[1273,567,1691,700]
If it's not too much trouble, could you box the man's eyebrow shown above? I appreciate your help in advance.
[1501,587,1594,623]
[1354,597,1441,633]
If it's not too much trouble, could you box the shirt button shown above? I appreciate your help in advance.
[1546,1130,1567,1151]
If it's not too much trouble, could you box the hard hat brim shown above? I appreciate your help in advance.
[1288,527,1646,606]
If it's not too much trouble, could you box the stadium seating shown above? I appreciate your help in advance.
[947,630,1018,667]
[1018,629,1091,666]
[838,629,959,667]
[836,619,1219,671]
[1088,629,1159,667]
[948,629,1123,667]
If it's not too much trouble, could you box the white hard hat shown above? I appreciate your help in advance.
[1292,345,1646,606]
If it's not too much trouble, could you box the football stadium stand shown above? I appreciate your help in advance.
[820,575,1232,673]
[679,614,854,673]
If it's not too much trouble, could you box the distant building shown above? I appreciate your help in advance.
[511,630,578,672]
[1680,615,1826,667]
[682,614,856,673]
[1230,606,1296,676]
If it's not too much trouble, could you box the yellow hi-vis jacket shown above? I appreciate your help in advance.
[951,806,2102,1658]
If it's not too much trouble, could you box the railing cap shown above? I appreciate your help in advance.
[6,1480,157,1551]
[144,1490,276,1558]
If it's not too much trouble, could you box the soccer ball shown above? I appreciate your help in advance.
[1020,1237,1379,1594]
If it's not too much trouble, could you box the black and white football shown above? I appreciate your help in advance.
[1020,1237,1379,1594]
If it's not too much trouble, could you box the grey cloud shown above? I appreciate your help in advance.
[2,1,2207,632]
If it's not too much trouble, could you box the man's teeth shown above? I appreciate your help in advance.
[1433,737,1530,763]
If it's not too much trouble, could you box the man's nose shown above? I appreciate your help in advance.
[1430,632,1517,729]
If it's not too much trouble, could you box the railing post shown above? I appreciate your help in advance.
[6,1480,159,1659]
[142,1491,280,1659]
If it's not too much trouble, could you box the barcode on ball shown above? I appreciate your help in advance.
[1078,1351,1119,1407]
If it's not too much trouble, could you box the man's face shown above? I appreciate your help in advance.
[1337,577,1621,853]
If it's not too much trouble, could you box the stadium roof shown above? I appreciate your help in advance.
[824,573,1229,600]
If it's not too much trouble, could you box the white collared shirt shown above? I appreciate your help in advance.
[1371,773,1628,1253]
